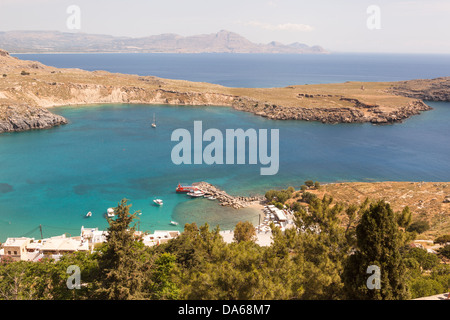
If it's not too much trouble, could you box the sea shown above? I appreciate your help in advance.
[0,53,449,241]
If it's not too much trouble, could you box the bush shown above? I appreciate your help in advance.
[304,180,314,188]
[434,235,450,245]
[20,70,30,76]
[409,278,445,299]
[265,189,291,204]
[438,245,450,259]
[300,185,307,192]
[291,202,305,213]
[405,247,440,271]
[301,192,317,204]
[314,181,321,189]
[407,220,430,234]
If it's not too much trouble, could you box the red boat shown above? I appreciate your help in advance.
[176,183,198,193]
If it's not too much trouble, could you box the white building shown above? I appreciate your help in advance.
[141,230,180,247]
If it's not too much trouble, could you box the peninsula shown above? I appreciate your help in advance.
[0,48,449,133]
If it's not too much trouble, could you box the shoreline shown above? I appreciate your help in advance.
[1,48,449,133]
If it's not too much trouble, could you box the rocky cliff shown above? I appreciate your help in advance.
[0,103,67,133]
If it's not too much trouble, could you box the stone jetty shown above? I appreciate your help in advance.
[192,181,265,209]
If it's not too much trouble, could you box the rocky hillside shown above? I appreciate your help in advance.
[390,77,450,101]
[0,30,328,54]
[0,49,448,133]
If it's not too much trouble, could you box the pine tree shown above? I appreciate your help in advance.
[93,199,153,300]
[343,200,410,300]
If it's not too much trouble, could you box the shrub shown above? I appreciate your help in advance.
[20,70,30,75]
[407,220,430,234]
[304,180,314,188]
[314,181,321,189]
[434,235,450,245]
[301,192,317,204]
[409,278,445,299]
[438,245,450,259]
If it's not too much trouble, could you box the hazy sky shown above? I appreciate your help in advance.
[0,0,449,53]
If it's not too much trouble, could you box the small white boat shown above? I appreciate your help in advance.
[208,196,216,200]
[153,199,163,206]
[170,221,179,226]
[187,190,205,198]
[86,211,92,217]
[107,208,115,217]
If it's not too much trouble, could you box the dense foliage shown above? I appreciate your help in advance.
[0,197,448,300]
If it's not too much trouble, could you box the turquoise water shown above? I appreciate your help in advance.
[1,53,450,241]
[0,101,449,241]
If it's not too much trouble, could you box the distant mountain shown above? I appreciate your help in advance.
[0,30,329,54]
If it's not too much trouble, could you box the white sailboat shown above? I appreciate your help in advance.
[151,113,156,128]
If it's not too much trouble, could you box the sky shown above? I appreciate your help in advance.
[0,0,449,53]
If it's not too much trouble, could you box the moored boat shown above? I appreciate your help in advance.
[176,183,198,193]
[153,199,163,206]
[187,190,205,197]
[170,221,179,226]
[86,211,92,217]
[107,208,115,217]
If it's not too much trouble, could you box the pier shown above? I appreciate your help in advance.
[192,181,265,209]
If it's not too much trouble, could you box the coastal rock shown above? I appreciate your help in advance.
[0,103,68,133]
[390,77,450,102]
[192,181,264,209]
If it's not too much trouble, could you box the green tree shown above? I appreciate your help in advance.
[397,206,412,229]
[434,235,450,245]
[94,199,154,300]
[301,192,317,204]
[233,221,257,243]
[304,180,314,188]
[438,245,450,259]
[407,220,430,234]
[150,253,180,300]
[404,247,440,271]
[343,200,410,300]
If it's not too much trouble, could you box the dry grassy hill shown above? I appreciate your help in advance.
[0,48,449,133]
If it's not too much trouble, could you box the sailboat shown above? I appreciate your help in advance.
[151,113,156,128]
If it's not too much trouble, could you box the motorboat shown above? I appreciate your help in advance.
[187,190,205,198]
[170,221,179,226]
[176,183,198,193]
[107,208,115,217]
[86,211,92,217]
[153,199,163,206]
